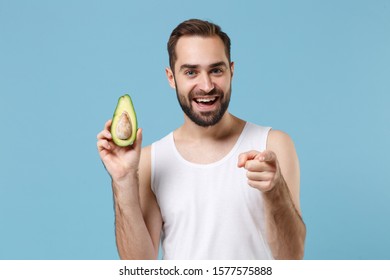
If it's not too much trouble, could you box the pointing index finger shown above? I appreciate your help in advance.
[237,150,261,168]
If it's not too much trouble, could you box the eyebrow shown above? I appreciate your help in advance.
[179,61,228,72]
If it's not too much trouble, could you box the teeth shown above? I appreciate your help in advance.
[195,97,216,103]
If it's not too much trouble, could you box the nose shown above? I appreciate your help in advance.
[198,72,214,93]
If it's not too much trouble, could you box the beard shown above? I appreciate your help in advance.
[176,85,231,127]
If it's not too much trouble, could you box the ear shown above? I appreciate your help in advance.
[165,67,176,89]
[230,61,235,78]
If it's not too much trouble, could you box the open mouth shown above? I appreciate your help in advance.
[193,96,219,106]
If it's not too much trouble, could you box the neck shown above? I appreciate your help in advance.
[176,112,245,141]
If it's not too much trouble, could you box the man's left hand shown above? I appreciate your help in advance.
[237,150,282,192]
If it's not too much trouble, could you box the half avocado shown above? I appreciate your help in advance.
[111,94,138,147]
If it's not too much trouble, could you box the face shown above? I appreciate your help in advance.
[166,36,234,127]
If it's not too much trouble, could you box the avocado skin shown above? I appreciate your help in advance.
[111,94,138,147]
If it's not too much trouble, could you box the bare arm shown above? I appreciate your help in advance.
[263,130,305,259]
[238,130,306,259]
[97,120,162,259]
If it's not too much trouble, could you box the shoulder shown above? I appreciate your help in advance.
[140,131,171,161]
[268,129,292,142]
[267,130,296,152]
[266,129,299,171]
[139,131,171,180]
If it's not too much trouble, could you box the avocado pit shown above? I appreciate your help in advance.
[116,111,132,140]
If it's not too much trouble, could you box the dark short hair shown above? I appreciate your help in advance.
[167,19,231,71]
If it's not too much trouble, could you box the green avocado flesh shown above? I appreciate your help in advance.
[111,94,138,147]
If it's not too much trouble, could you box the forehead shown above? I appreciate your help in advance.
[174,36,228,68]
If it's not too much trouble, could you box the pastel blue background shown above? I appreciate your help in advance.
[0,0,389,260]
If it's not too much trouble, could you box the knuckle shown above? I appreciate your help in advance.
[246,160,256,169]
[97,139,104,148]
[247,179,256,188]
[246,170,254,180]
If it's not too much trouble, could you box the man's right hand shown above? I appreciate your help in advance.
[97,119,143,182]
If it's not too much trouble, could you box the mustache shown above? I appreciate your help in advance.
[189,87,223,98]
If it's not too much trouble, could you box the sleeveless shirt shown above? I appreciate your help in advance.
[151,122,273,259]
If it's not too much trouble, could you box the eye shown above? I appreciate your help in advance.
[210,68,223,75]
[185,70,197,77]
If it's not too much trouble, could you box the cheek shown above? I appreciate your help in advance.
[216,77,231,90]
[176,80,196,96]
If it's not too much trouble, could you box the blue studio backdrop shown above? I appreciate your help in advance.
[0,0,389,259]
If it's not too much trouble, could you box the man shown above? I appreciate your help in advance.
[97,19,306,260]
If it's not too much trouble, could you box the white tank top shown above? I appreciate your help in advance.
[151,122,273,259]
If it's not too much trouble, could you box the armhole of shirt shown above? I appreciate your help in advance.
[263,126,272,151]
[150,142,156,194]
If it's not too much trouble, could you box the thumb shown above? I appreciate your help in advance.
[133,128,143,153]
[237,150,261,168]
